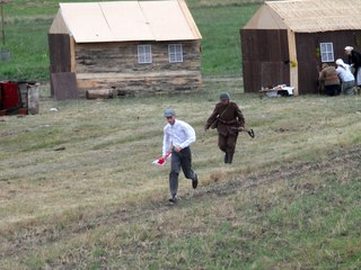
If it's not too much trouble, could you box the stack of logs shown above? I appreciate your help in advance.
[85,89,115,99]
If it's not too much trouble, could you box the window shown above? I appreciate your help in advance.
[168,44,183,63]
[137,45,152,64]
[320,42,334,62]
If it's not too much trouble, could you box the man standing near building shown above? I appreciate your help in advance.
[204,92,245,164]
[162,108,198,203]
[344,46,361,88]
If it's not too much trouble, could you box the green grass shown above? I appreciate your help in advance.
[0,0,260,81]
[1,0,361,269]
[192,4,259,76]
[0,81,361,268]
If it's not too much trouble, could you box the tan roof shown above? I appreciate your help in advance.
[51,0,201,43]
[243,4,287,30]
[244,0,361,33]
[49,10,68,34]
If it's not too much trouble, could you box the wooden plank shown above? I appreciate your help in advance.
[86,89,114,99]
[261,62,289,89]
[70,36,76,72]
[287,29,298,96]
[295,33,319,94]
[76,71,202,95]
[48,34,71,73]
[241,29,289,93]
[51,72,79,100]
[48,34,72,97]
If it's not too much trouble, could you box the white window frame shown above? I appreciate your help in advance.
[320,42,334,63]
[137,45,152,64]
[168,44,183,63]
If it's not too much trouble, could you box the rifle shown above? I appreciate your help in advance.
[231,127,255,138]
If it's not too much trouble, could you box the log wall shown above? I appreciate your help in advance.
[74,40,202,95]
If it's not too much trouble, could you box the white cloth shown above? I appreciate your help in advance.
[336,65,355,82]
[335,58,348,69]
[345,46,354,52]
[162,119,196,156]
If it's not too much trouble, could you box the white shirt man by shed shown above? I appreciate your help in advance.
[336,65,355,82]
[335,58,355,82]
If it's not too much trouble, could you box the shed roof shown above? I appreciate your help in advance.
[244,0,361,33]
[49,0,202,43]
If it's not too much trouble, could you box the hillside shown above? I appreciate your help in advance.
[1,0,361,269]
[1,80,361,268]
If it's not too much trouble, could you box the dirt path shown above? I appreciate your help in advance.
[1,146,360,261]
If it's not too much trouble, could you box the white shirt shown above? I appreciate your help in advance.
[162,119,196,156]
[336,65,355,82]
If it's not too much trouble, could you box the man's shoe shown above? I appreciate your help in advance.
[228,153,233,164]
[168,195,177,203]
[224,153,229,163]
[192,173,198,189]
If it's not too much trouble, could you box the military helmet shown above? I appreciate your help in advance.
[219,92,230,101]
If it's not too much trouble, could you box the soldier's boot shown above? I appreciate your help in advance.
[227,152,234,164]
[224,152,229,163]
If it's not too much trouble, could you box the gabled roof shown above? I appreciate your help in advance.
[243,4,287,30]
[49,0,202,43]
[244,0,361,33]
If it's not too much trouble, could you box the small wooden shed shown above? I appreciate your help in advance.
[241,0,361,95]
[48,0,202,99]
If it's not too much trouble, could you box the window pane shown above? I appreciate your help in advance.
[137,45,152,64]
[168,44,183,63]
[320,42,334,62]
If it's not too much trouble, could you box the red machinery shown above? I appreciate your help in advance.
[0,81,31,115]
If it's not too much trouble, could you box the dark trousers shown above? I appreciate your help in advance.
[169,147,196,196]
[218,132,238,163]
[325,84,341,96]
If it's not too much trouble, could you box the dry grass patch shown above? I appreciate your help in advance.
[1,79,361,268]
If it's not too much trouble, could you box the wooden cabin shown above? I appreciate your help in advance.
[48,0,202,99]
[241,0,361,95]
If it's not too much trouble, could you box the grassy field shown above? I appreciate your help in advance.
[1,0,361,269]
[1,79,361,268]
[0,0,260,81]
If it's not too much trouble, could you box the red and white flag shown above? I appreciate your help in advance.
[152,152,171,166]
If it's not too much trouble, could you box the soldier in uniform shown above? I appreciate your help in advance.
[204,92,245,164]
